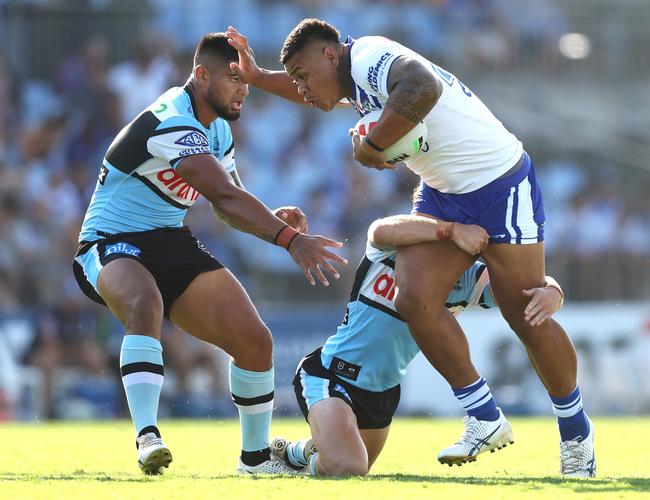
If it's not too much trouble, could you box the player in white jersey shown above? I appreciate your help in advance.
[73,33,347,476]
[270,214,563,476]
[226,20,595,477]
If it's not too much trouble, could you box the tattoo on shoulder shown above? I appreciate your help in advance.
[386,58,441,122]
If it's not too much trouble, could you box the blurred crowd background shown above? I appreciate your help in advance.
[0,0,649,422]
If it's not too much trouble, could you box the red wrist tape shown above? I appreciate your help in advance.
[274,225,299,250]
[437,222,455,241]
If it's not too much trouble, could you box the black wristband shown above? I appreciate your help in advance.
[364,136,385,152]
[286,232,300,251]
[273,225,290,245]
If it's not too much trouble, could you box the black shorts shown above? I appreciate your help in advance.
[293,348,401,430]
[72,226,223,319]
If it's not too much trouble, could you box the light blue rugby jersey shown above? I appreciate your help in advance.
[79,85,236,242]
[320,242,497,392]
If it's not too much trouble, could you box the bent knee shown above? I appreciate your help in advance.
[231,325,273,369]
[394,285,446,319]
[122,292,164,329]
[326,457,368,477]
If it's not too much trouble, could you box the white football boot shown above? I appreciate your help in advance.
[437,408,514,466]
[136,432,172,475]
[236,456,303,475]
[271,437,317,471]
[560,416,596,478]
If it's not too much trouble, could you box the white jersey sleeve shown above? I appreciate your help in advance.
[350,36,409,100]
[146,115,210,168]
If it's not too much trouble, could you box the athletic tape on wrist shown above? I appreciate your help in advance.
[274,225,299,249]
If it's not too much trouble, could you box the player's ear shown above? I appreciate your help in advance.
[323,44,338,66]
[194,64,209,83]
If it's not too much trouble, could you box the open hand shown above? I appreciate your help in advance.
[522,286,563,326]
[226,26,261,84]
[288,234,348,286]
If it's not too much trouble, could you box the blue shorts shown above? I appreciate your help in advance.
[412,152,545,244]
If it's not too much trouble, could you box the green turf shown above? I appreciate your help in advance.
[0,417,647,499]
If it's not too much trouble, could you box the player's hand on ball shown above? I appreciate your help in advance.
[226,26,261,83]
[349,129,394,170]
[450,223,489,255]
[274,206,308,233]
[288,234,348,286]
[522,286,563,327]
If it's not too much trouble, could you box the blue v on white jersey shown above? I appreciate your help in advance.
[319,241,496,393]
[79,86,236,242]
[345,35,522,194]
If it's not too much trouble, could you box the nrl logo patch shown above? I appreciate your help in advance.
[175,131,208,148]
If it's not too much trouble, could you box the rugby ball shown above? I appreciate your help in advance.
[354,109,428,164]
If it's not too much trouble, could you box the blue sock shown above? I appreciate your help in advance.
[550,386,590,442]
[230,362,274,465]
[120,334,164,437]
[286,439,310,467]
[453,377,500,422]
[308,453,319,476]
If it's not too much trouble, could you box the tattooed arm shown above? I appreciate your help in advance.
[351,56,441,169]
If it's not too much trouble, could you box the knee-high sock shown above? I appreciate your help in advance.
[120,334,164,438]
[230,362,274,465]
[453,376,500,421]
[550,385,590,442]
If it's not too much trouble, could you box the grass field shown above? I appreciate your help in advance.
[1,417,648,499]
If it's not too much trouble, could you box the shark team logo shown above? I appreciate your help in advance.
[174,131,209,148]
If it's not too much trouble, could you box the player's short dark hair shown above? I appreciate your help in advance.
[194,32,238,68]
[280,18,340,65]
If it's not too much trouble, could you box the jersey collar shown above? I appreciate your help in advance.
[344,36,356,101]
[183,84,199,120]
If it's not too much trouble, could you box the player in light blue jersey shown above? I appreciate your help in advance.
[73,33,347,476]
[270,214,564,477]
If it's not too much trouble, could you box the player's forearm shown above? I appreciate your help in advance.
[210,186,286,244]
[251,69,306,105]
[368,215,443,248]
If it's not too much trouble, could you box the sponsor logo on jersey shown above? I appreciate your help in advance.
[104,242,141,258]
[373,273,397,301]
[367,52,392,93]
[178,146,210,157]
[359,262,398,312]
[174,131,209,148]
[156,168,200,204]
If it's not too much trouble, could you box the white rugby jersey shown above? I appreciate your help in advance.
[346,36,523,194]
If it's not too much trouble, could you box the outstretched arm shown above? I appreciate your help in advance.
[177,154,347,285]
[226,26,305,104]
[368,214,488,256]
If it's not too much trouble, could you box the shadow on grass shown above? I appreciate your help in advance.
[345,474,650,493]
[0,471,648,493]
